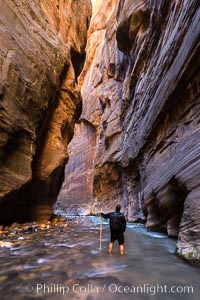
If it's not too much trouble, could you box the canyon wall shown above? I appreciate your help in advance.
[56,120,97,215]
[0,0,92,223]
[58,0,200,263]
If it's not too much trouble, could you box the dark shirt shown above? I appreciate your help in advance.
[102,211,126,232]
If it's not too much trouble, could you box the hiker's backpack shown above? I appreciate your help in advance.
[110,212,124,231]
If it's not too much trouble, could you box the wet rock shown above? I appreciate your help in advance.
[17,237,25,241]
[129,210,146,224]
[3,226,9,231]
[0,275,8,282]
[11,222,20,229]
[39,224,47,230]
[23,223,39,233]
[0,218,68,238]
[51,215,66,224]
[0,241,13,248]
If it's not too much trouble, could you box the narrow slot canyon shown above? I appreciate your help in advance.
[0,0,200,299]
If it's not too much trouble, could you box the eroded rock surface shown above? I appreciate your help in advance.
[56,120,97,215]
[0,0,92,223]
[58,0,200,263]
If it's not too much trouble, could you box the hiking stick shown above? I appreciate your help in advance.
[100,209,102,250]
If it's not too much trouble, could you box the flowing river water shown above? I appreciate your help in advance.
[0,216,200,300]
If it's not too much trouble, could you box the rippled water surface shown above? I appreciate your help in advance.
[0,216,200,300]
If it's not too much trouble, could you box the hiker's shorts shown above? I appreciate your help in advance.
[111,230,124,245]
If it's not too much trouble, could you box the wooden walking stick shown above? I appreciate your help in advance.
[100,208,103,250]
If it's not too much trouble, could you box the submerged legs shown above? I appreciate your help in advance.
[108,242,124,255]
[108,242,113,253]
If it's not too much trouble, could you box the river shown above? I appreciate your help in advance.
[0,216,200,300]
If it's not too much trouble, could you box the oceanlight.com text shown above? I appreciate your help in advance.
[25,282,194,296]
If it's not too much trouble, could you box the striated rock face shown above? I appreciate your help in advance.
[56,120,97,215]
[58,0,200,263]
[0,0,92,223]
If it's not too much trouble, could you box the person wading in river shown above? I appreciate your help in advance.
[101,204,126,255]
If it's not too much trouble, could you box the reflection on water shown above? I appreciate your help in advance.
[0,216,200,300]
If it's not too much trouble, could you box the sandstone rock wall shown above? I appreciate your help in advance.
[118,0,200,262]
[56,120,97,215]
[56,0,122,214]
[58,0,200,262]
[0,0,92,223]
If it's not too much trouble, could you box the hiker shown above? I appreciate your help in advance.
[101,204,126,255]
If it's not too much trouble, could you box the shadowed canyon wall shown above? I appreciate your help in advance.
[0,0,92,223]
[57,0,200,262]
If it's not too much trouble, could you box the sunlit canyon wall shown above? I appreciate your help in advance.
[0,0,92,222]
